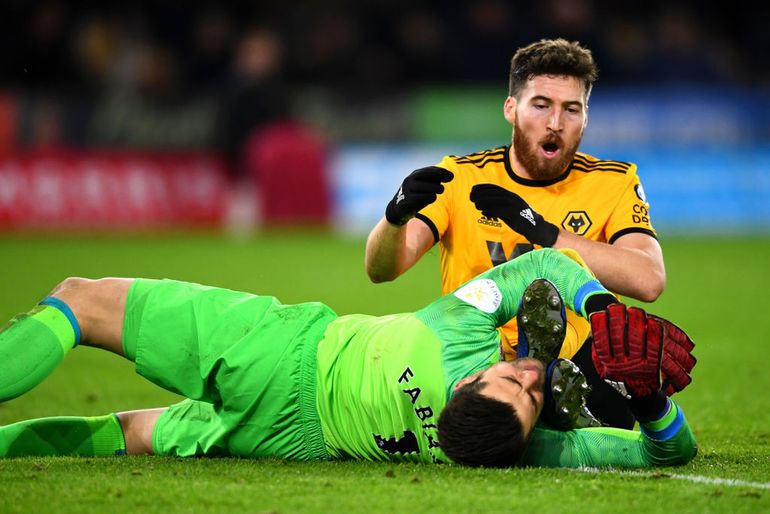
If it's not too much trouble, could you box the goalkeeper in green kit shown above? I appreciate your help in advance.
[0,248,697,468]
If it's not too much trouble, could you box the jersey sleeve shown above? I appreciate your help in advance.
[604,164,658,244]
[415,155,459,244]
[519,400,697,468]
[415,248,610,390]
[475,248,611,321]
[418,248,611,334]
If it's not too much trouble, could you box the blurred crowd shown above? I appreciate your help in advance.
[0,0,767,156]
[0,0,767,227]
[2,0,765,94]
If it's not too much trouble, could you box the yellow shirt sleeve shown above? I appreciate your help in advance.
[604,164,657,243]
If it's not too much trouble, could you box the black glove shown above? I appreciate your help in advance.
[385,166,454,226]
[470,184,559,247]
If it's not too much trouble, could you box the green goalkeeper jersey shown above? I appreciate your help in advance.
[316,248,697,467]
[316,248,617,463]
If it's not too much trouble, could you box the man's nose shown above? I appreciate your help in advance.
[517,368,542,390]
[546,109,563,131]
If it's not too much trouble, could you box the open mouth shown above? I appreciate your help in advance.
[541,142,559,157]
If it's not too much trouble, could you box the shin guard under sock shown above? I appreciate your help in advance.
[0,414,126,457]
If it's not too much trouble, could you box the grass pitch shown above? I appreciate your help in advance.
[0,232,769,514]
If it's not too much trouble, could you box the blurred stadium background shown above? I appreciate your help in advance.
[1,0,769,235]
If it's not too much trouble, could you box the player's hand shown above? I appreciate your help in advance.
[385,166,454,226]
[469,184,559,247]
[649,314,697,396]
[590,304,663,399]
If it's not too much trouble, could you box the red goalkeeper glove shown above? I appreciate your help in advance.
[649,314,697,396]
[590,304,664,399]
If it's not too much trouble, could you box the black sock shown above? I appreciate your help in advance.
[584,294,619,316]
[571,337,636,429]
[628,391,668,423]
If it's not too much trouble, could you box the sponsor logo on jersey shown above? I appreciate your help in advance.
[634,184,647,203]
[454,279,503,313]
[561,211,592,236]
[520,208,536,226]
[396,187,405,204]
[632,204,650,225]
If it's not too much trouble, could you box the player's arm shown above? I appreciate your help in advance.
[469,183,665,302]
[414,248,614,356]
[365,166,454,283]
[473,248,614,327]
[520,399,697,468]
[553,230,665,302]
[365,217,435,282]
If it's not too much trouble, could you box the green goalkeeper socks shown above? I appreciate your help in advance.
[0,414,126,457]
[0,298,80,402]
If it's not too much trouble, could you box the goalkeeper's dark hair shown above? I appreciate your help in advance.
[508,39,598,100]
[438,377,528,468]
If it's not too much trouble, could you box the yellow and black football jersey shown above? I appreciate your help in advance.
[416,145,656,359]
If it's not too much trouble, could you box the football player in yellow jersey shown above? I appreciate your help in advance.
[365,39,665,429]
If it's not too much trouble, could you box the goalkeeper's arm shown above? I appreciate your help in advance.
[437,248,615,327]
[519,398,697,468]
[414,248,615,346]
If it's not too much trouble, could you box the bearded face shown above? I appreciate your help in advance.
[512,116,582,180]
[505,75,588,181]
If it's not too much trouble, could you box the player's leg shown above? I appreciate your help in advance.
[116,408,165,454]
[0,407,165,457]
[571,338,636,429]
[516,278,567,362]
[0,277,132,402]
[517,280,601,430]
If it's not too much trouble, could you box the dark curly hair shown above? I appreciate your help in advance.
[508,38,598,100]
[437,377,528,468]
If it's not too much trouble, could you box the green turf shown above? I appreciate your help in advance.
[0,232,769,513]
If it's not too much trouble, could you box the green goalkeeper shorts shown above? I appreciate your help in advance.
[122,278,337,460]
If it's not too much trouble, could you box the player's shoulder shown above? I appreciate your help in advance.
[571,152,637,177]
[443,146,508,171]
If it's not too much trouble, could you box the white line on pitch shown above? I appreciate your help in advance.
[572,467,770,490]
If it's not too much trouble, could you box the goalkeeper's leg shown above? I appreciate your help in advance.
[571,338,635,429]
[571,292,637,429]
[517,278,566,362]
[0,408,163,457]
[0,277,133,402]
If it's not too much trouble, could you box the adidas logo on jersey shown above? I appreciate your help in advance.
[477,215,502,227]
[520,208,536,226]
[395,187,405,204]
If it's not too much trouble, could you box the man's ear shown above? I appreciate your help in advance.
[503,96,517,124]
[454,373,480,391]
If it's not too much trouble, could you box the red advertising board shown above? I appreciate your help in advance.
[0,151,229,229]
